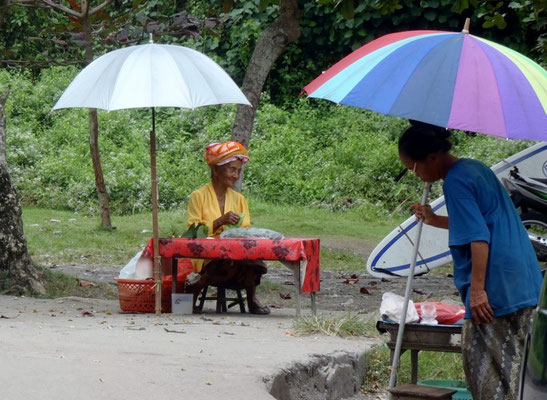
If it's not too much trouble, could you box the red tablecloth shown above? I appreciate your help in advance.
[143,237,320,292]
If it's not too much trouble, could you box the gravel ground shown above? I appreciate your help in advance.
[44,261,461,314]
[41,236,462,400]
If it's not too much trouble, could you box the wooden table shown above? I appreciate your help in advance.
[376,320,462,384]
[144,237,320,316]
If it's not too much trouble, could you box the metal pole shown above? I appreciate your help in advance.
[388,182,431,394]
[150,107,162,315]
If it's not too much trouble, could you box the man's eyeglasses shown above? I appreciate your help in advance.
[409,162,417,174]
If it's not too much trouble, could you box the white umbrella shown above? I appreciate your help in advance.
[53,36,251,315]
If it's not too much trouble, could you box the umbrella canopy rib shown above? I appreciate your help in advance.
[448,35,507,137]
[386,34,463,126]
[479,41,546,140]
[53,44,251,112]
[303,29,547,141]
[303,30,445,95]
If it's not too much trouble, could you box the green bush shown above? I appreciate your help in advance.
[1,67,531,216]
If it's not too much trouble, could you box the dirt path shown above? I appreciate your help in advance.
[46,235,461,315]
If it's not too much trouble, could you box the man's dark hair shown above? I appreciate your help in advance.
[398,121,452,161]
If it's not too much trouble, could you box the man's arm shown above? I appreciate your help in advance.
[469,241,494,323]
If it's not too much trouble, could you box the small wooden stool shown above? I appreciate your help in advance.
[196,285,246,313]
[388,384,456,400]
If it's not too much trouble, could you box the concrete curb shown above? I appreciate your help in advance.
[266,350,368,400]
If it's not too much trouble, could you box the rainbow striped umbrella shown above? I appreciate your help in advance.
[303,25,547,141]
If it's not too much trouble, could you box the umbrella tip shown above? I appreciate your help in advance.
[149,33,153,44]
[462,18,470,34]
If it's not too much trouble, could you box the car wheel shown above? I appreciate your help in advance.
[521,212,547,264]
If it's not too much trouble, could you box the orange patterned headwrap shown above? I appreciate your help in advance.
[205,141,249,166]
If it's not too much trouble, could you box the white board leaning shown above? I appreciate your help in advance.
[366,142,547,278]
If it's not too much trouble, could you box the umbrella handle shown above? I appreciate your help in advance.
[150,107,162,315]
[388,182,431,394]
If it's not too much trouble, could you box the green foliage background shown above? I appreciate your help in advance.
[0,67,531,217]
[184,0,542,106]
[2,1,542,106]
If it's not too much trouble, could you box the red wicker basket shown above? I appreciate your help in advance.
[116,278,172,313]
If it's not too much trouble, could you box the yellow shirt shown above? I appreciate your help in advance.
[186,182,251,272]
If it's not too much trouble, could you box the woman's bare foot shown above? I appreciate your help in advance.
[249,303,270,315]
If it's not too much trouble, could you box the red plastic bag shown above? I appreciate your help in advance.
[162,259,194,292]
[415,301,465,325]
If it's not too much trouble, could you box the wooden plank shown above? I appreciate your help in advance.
[389,384,457,399]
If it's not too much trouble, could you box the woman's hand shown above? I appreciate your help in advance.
[410,203,449,229]
[213,211,241,233]
[220,211,241,226]
[469,288,494,324]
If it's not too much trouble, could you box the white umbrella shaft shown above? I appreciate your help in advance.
[388,182,431,394]
[149,108,162,315]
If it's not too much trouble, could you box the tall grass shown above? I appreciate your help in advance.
[292,312,380,338]
[22,200,402,267]
[363,346,465,391]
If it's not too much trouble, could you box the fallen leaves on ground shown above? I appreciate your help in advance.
[413,288,433,298]
[127,326,146,331]
[78,279,97,287]
[1,314,19,319]
[164,327,186,334]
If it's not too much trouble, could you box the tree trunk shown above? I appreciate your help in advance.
[231,0,301,189]
[0,87,45,294]
[88,108,112,228]
[83,7,112,229]
[0,0,8,31]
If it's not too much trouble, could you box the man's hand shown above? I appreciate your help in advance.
[410,203,449,228]
[469,288,494,324]
[411,203,436,224]
[469,241,492,324]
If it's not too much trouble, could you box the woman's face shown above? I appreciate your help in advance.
[212,159,243,188]
[399,152,440,183]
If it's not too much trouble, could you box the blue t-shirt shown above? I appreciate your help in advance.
[443,159,542,319]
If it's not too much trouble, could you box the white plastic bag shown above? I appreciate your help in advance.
[220,227,284,239]
[119,251,153,279]
[419,302,438,325]
[380,292,419,324]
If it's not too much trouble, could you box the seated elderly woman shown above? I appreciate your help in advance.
[186,141,270,315]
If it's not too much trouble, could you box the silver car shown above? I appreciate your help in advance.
[518,271,547,399]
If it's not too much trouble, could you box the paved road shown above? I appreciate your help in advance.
[1,295,380,400]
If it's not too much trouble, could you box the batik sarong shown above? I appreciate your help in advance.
[461,307,534,400]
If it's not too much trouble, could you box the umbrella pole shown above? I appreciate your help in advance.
[150,107,162,315]
[388,182,431,395]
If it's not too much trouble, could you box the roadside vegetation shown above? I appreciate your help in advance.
[1,67,532,218]
[19,204,466,388]
[291,312,465,388]
[362,347,465,391]
[293,312,380,338]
